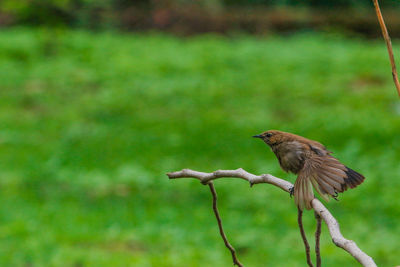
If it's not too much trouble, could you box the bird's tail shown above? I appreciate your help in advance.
[294,175,314,210]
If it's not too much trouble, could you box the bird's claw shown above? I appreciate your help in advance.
[333,190,339,201]
[289,186,294,198]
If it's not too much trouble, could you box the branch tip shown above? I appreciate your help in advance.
[373,0,400,97]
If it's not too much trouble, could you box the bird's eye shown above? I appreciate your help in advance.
[266,133,272,138]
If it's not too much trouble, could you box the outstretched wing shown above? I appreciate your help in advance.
[295,154,365,210]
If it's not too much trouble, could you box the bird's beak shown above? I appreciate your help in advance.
[252,134,262,138]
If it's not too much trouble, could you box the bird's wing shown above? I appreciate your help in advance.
[295,154,365,210]
[306,141,332,156]
[316,156,365,193]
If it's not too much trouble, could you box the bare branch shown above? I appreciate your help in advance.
[298,208,314,267]
[372,0,400,97]
[208,182,243,267]
[315,211,322,267]
[167,168,377,267]
[168,168,293,192]
[311,200,376,267]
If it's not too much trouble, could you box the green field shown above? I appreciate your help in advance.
[0,28,399,266]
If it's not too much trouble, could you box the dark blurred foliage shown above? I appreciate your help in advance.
[0,0,115,28]
[223,0,399,7]
[0,0,400,35]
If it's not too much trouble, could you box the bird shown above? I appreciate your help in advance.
[253,130,365,210]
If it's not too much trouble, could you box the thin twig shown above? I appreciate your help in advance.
[315,211,322,267]
[167,168,377,267]
[298,208,314,267]
[208,182,243,267]
[372,0,400,97]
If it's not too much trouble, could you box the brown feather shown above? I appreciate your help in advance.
[317,178,336,196]
[325,166,347,177]
[324,157,347,170]
[317,173,343,192]
[319,169,345,184]
[311,177,329,201]
[295,159,316,210]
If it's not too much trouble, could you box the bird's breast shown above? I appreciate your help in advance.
[272,141,305,174]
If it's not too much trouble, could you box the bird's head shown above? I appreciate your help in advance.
[253,130,285,146]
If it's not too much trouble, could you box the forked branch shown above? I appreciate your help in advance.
[167,168,377,267]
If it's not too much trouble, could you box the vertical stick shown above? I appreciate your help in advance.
[315,211,322,267]
[298,207,314,267]
[208,182,244,267]
[372,0,400,97]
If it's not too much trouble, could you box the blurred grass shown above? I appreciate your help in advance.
[0,28,399,266]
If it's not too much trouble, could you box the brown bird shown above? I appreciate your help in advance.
[253,130,365,210]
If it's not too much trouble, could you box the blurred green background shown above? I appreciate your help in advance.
[0,1,400,267]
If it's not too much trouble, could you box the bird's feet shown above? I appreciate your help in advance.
[289,186,294,198]
[333,190,339,201]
